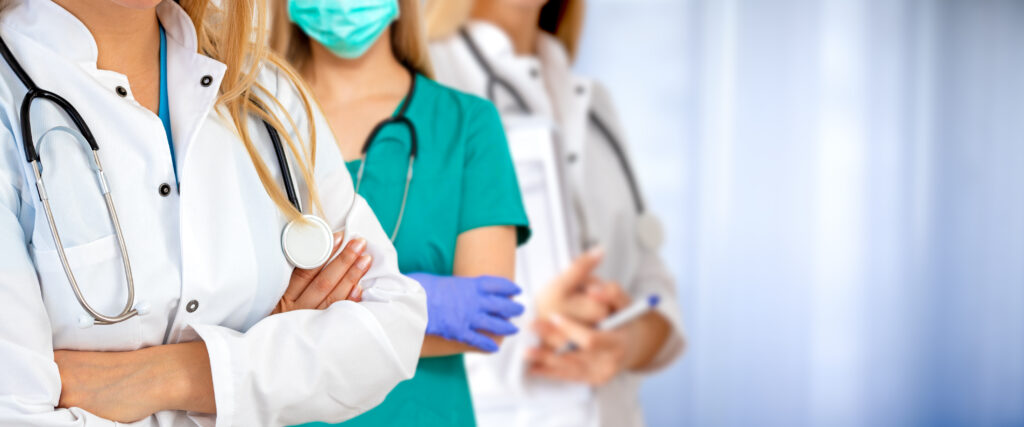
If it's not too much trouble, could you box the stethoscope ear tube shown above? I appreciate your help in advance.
[19,90,101,162]
[266,120,302,212]
[459,28,532,115]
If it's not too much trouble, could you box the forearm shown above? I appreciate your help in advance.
[158,341,216,414]
[620,311,672,371]
[421,333,504,357]
[53,341,215,422]
[130,341,216,414]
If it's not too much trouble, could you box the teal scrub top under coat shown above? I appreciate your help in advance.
[157,24,176,187]
[300,74,529,427]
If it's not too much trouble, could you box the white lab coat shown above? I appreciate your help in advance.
[0,1,426,426]
[430,22,686,427]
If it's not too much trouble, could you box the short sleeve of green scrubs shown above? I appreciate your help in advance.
[457,100,531,244]
[299,75,528,427]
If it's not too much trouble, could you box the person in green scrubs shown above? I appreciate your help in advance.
[272,0,529,425]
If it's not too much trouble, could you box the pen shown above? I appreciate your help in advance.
[555,294,661,354]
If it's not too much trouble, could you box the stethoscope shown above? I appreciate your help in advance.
[459,28,664,251]
[353,67,418,242]
[0,34,335,326]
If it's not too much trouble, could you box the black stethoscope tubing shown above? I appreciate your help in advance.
[360,67,418,157]
[458,28,646,214]
[353,67,418,242]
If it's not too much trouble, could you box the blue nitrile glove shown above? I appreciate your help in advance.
[409,273,526,352]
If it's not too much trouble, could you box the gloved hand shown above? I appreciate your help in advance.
[409,273,525,352]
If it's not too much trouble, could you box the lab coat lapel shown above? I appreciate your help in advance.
[158,1,226,197]
[537,34,591,194]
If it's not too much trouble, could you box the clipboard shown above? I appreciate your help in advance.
[502,115,577,296]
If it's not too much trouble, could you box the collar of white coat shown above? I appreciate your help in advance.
[1,0,217,72]
[463,20,591,121]
[463,20,575,78]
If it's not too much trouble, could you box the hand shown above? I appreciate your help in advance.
[526,314,631,386]
[55,342,214,422]
[537,247,625,325]
[273,233,372,314]
[411,273,525,352]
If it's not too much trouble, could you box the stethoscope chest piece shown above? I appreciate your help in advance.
[636,213,664,251]
[281,214,333,269]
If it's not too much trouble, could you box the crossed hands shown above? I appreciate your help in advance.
[528,248,639,386]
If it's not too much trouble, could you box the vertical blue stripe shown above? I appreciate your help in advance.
[157,24,177,187]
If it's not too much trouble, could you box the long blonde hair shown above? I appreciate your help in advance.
[180,0,321,220]
[270,0,434,78]
[424,0,585,61]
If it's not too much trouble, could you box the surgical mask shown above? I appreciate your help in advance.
[288,0,400,59]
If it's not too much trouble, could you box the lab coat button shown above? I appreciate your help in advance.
[200,75,213,87]
[567,152,579,163]
[115,86,127,97]
[575,85,585,95]
[186,300,199,313]
[158,183,171,197]
[529,67,539,78]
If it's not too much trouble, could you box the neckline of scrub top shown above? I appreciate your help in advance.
[347,72,418,170]
[158,23,177,188]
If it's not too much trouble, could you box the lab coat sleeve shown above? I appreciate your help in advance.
[590,83,686,372]
[0,109,116,425]
[187,68,427,427]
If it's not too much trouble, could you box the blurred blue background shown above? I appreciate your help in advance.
[575,0,1024,426]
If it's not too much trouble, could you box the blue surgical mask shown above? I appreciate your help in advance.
[288,0,400,59]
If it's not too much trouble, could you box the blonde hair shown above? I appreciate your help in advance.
[424,0,585,61]
[270,0,434,78]
[180,0,322,220]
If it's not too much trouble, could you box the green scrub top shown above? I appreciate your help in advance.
[301,74,529,427]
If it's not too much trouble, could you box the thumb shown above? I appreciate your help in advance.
[548,247,605,298]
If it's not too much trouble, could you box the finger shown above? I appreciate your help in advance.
[546,247,605,300]
[476,276,522,296]
[594,281,631,312]
[480,295,525,318]
[526,348,587,382]
[317,254,372,309]
[549,313,599,351]
[533,317,570,350]
[563,294,612,325]
[348,285,364,302]
[294,238,367,309]
[471,314,519,336]
[283,233,344,302]
[462,330,500,353]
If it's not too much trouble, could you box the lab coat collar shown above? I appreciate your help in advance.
[0,0,97,65]
[536,32,573,76]
[464,20,518,62]
[0,0,204,69]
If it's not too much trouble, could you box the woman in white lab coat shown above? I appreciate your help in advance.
[0,0,426,425]
[425,1,686,426]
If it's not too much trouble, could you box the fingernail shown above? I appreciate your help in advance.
[587,246,605,258]
[356,255,372,270]
[348,285,362,300]
[550,314,565,325]
[353,238,367,252]
[334,234,344,247]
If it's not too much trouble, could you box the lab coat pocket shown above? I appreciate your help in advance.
[30,234,142,351]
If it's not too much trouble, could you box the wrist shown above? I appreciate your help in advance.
[147,342,214,413]
[619,312,672,371]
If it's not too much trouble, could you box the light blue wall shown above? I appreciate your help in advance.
[575,1,1024,426]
